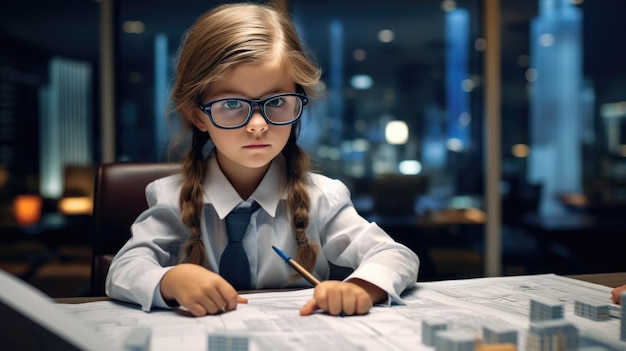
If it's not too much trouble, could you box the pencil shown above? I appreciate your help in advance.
[272,245,345,317]
[272,245,321,286]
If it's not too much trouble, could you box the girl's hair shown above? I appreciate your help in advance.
[168,3,322,273]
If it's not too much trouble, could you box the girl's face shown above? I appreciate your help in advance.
[190,61,296,180]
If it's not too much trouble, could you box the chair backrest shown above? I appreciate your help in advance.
[90,162,181,296]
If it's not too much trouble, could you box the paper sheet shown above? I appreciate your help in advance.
[58,274,625,351]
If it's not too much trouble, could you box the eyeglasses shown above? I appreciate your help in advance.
[197,93,308,129]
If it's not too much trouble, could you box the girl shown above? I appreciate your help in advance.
[105,2,420,317]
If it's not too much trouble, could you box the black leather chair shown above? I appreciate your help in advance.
[90,162,181,296]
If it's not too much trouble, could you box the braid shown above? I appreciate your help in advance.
[179,128,210,266]
[283,135,319,273]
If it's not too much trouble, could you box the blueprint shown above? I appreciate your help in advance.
[57,274,625,351]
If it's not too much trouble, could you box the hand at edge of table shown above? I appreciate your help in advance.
[610,284,626,304]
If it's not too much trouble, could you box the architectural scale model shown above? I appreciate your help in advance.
[574,298,610,321]
[433,330,476,351]
[417,294,626,351]
[482,323,518,345]
[526,320,578,351]
[208,333,249,351]
[529,297,564,322]
[422,318,448,346]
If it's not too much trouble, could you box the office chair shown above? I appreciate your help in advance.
[90,162,181,296]
[90,161,355,295]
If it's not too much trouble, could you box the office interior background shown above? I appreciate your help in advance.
[1,0,625,297]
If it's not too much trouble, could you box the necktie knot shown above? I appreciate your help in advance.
[225,202,260,241]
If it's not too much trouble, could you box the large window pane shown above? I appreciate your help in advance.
[500,0,626,274]
[291,0,485,280]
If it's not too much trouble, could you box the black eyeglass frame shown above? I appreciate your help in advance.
[196,93,309,130]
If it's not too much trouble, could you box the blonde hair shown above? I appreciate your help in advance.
[168,3,322,273]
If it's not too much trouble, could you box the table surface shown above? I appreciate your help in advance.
[566,271,626,288]
[52,274,626,351]
[56,272,626,304]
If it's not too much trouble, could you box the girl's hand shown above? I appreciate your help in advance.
[611,284,626,304]
[159,263,248,316]
[299,279,387,316]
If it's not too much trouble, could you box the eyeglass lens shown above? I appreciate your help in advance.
[211,95,303,128]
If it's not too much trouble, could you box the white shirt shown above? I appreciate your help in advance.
[105,155,420,311]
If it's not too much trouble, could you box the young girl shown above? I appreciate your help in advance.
[105,2,419,317]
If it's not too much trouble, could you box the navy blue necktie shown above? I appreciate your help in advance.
[219,202,260,290]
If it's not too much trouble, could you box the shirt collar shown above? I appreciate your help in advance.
[204,154,287,219]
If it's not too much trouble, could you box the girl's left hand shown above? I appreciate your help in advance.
[299,279,387,316]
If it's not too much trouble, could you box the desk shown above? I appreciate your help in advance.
[53,273,625,351]
[0,213,91,243]
[369,212,485,281]
[567,272,626,288]
[416,208,487,226]
[519,213,626,274]
[0,213,92,281]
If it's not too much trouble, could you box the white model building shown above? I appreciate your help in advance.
[529,297,564,322]
[434,330,476,351]
[482,323,518,345]
[574,298,610,321]
[208,333,249,351]
[526,320,578,351]
[422,318,448,346]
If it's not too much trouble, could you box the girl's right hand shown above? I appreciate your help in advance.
[159,263,248,316]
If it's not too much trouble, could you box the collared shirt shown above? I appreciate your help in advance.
[105,155,420,311]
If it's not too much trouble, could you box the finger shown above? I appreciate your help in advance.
[196,293,227,315]
[327,291,343,316]
[314,288,329,312]
[185,302,208,317]
[342,293,357,316]
[237,296,248,304]
[356,295,373,315]
[177,294,217,316]
[215,283,240,311]
[202,288,230,313]
[300,298,318,316]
